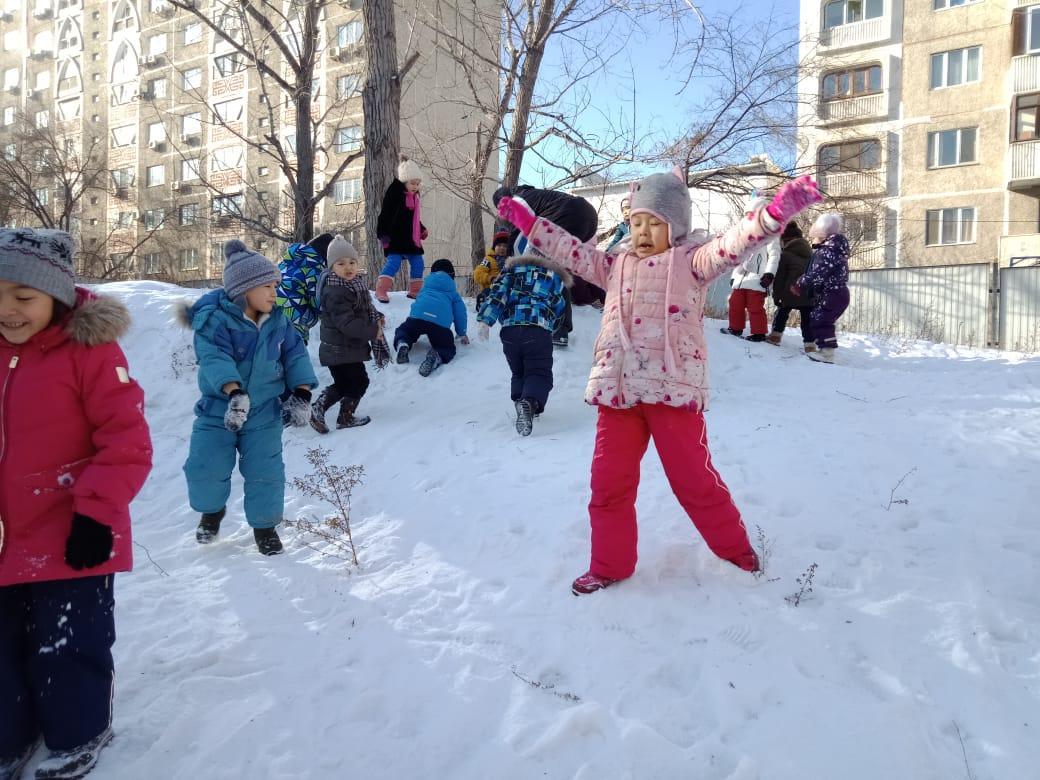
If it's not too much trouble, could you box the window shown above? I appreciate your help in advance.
[146,164,165,186]
[822,64,882,100]
[2,32,18,52]
[148,34,166,57]
[179,248,199,271]
[334,125,362,153]
[182,112,202,138]
[143,253,160,274]
[182,67,202,91]
[818,139,881,171]
[925,207,976,245]
[112,0,136,32]
[337,73,361,99]
[57,61,80,96]
[116,211,135,229]
[147,77,167,99]
[213,53,244,78]
[3,68,17,89]
[930,46,981,89]
[34,110,49,128]
[927,127,977,168]
[181,158,201,181]
[2,143,15,161]
[184,22,202,45]
[112,167,135,188]
[58,19,81,51]
[1013,6,1040,56]
[57,98,80,120]
[143,208,165,229]
[35,71,50,91]
[213,99,243,124]
[179,203,198,225]
[110,42,138,104]
[1,107,12,126]
[336,21,363,47]
[844,214,878,244]
[823,0,883,29]
[258,166,269,176]
[35,188,49,206]
[1014,92,1040,141]
[333,177,362,204]
[111,125,136,147]
[211,146,243,171]
[212,194,243,216]
[147,122,166,144]
[933,0,979,8]
[285,132,297,154]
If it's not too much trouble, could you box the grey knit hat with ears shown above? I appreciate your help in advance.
[0,228,77,307]
[222,239,279,300]
[629,170,692,245]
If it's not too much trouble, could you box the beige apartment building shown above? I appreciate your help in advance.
[0,0,495,282]
[799,0,1040,268]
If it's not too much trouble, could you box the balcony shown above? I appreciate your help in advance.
[818,17,889,53]
[999,233,1040,266]
[1012,54,1040,93]
[818,93,886,125]
[818,169,886,198]
[1009,140,1040,189]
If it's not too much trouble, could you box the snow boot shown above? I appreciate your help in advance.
[719,327,742,337]
[571,571,621,596]
[195,508,226,544]
[336,398,371,428]
[808,347,835,364]
[803,342,817,353]
[406,278,423,299]
[765,332,783,346]
[745,333,766,343]
[552,333,569,348]
[0,739,38,780]
[254,527,284,556]
[395,344,411,364]
[34,727,112,780]
[309,387,343,435]
[375,275,393,304]
[727,550,761,573]
[418,348,443,377]
[514,399,534,437]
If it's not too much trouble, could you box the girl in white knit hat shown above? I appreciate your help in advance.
[374,155,428,303]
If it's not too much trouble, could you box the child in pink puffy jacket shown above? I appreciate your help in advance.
[497,171,821,594]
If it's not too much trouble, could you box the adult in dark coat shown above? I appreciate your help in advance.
[766,221,815,351]
[493,185,605,345]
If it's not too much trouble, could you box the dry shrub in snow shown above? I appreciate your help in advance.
[288,447,364,566]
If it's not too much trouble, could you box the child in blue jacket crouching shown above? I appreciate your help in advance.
[393,258,468,376]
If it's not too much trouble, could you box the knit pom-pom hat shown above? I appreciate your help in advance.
[222,239,280,300]
[398,155,423,184]
[629,168,692,246]
[326,234,359,267]
[0,228,77,307]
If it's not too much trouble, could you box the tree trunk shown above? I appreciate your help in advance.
[501,2,554,189]
[295,80,315,245]
[362,0,403,282]
[468,125,488,267]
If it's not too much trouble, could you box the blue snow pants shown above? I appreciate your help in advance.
[379,253,425,280]
[183,416,285,529]
[0,575,115,756]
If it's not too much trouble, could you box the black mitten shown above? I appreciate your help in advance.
[65,514,114,570]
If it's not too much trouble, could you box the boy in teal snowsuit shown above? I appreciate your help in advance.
[181,240,318,555]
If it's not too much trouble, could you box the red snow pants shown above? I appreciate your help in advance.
[728,288,768,336]
[588,404,754,580]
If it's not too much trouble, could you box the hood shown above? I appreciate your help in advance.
[65,288,131,346]
[422,271,459,293]
[783,236,812,259]
[176,288,233,332]
[503,254,574,288]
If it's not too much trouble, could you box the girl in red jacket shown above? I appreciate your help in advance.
[0,229,153,779]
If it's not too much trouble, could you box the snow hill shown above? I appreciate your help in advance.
[65,282,1040,779]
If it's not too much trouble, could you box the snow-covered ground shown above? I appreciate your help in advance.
[63,282,1040,779]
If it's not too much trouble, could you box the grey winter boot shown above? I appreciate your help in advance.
[808,347,835,363]
[309,387,343,435]
[34,727,112,780]
[803,342,817,353]
[336,398,372,429]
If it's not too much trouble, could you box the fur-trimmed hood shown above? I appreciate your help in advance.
[503,254,574,288]
[65,288,131,346]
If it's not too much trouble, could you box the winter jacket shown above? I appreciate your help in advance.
[477,255,572,331]
[276,241,326,344]
[522,204,782,411]
[798,234,850,299]
[376,178,426,256]
[408,271,468,336]
[317,274,379,366]
[0,289,153,586]
[494,185,600,248]
[179,289,317,428]
[773,236,813,308]
[729,237,780,291]
[605,222,630,253]
[472,252,504,291]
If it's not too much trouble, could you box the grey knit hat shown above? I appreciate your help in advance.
[0,228,77,307]
[326,234,359,267]
[222,239,279,300]
[629,170,692,245]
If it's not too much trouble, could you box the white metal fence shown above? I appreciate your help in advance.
[1000,264,1040,352]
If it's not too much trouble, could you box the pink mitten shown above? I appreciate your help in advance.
[497,196,536,236]
[766,175,822,225]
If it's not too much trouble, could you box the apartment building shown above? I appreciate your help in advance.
[799,0,1040,268]
[0,0,496,282]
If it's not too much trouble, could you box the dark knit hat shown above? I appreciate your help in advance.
[431,258,455,278]
[222,239,279,300]
[0,228,77,307]
[782,221,803,239]
[307,233,335,262]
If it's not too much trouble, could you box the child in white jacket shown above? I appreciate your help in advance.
[722,196,780,342]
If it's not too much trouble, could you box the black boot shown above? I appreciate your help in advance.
[309,386,343,435]
[515,399,534,437]
[196,507,226,544]
[396,344,410,364]
[720,327,743,337]
[336,397,372,428]
[34,728,112,780]
[745,333,766,342]
[254,527,283,556]
[0,738,38,780]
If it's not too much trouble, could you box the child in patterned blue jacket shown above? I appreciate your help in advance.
[181,240,318,555]
[477,254,572,436]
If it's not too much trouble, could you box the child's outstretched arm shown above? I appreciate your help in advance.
[194,321,244,397]
[281,324,319,391]
[451,289,468,339]
[498,197,610,290]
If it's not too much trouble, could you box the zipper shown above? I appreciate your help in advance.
[0,352,19,559]
[618,259,641,404]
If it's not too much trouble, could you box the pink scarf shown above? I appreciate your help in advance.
[405,190,422,248]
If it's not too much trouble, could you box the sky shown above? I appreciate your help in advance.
[517,0,802,187]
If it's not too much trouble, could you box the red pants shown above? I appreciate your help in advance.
[588,404,754,580]
[728,288,767,335]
